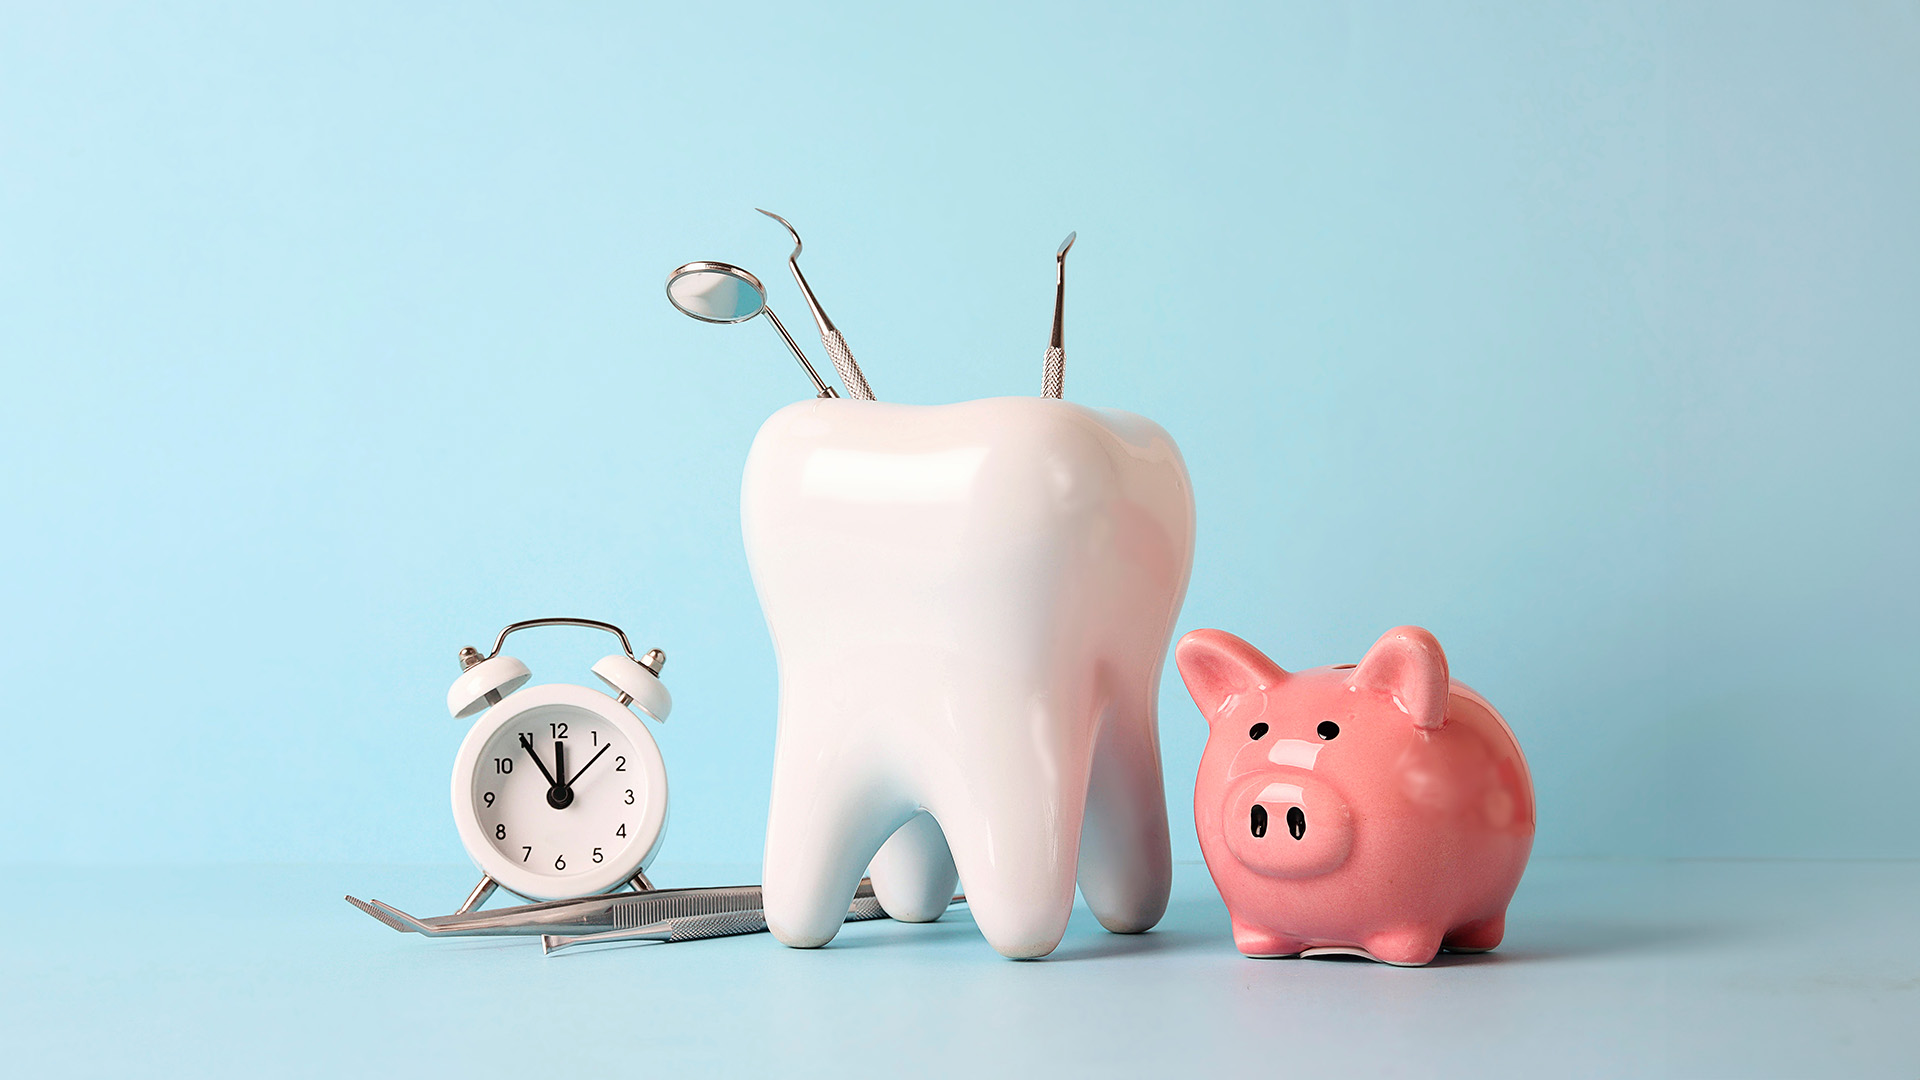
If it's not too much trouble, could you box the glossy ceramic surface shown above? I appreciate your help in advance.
[1177,626,1534,965]
[743,396,1196,958]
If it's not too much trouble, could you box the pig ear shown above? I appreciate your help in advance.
[1348,626,1450,731]
[1175,629,1287,725]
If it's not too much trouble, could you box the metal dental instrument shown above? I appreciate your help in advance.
[755,209,875,401]
[455,876,498,915]
[541,894,898,955]
[1043,231,1075,399]
[345,878,965,939]
[666,260,839,399]
[544,909,781,954]
[346,895,412,932]
[348,882,786,937]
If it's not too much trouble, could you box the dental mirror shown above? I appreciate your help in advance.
[665,261,838,398]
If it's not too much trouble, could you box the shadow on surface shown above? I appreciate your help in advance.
[1039,895,1231,961]
[820,918,985,950]
[1495,917,1726,962]
[800,894,1236,961]
[1044,926,1216,962]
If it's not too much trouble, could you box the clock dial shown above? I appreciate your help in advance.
[470,705,647,879]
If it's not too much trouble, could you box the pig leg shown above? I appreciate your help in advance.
[1442,913,1506,953]
[1075,699,1172,935]
[1231,919,1308,958]
[1362,926,1446,966]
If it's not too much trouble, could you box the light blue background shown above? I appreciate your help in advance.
[2,0,1915,872]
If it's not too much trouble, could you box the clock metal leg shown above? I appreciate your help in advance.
[629,869,655,892]
[457,875,499,914]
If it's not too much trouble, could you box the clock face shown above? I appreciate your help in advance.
[468,702,652,883]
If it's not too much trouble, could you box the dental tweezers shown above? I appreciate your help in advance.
[345,881,827,937]
[544,889,970,954]
[540,893,895,954]
[346,878,970,941]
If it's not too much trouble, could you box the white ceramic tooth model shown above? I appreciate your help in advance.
[742,397,1196,958]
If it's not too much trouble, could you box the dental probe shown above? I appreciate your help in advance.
[756,209,876,400]
[1043,231,1075,399]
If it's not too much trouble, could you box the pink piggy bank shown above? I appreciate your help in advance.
[1176,626,1534,965]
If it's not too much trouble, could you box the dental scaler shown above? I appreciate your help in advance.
[1043,231,1075,399]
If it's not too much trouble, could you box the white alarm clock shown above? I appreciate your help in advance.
[444,618,672,906]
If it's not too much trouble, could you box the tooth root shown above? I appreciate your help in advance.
[1077,696,1173,935]
[928,715,1093,959]
[869,811,959,923]
[762,752,910,949]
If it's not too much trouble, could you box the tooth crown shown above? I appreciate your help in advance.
[1177,627,1535,966]
[744,397,1195,958]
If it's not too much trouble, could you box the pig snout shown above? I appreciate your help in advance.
[1223,772,1353,879]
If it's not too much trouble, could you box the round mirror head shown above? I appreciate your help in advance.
[665,261,768,324]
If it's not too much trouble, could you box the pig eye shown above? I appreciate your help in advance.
[1248,722,1269,740]
[1316,721,1340,740]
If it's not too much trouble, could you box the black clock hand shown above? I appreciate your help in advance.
[547,740,574,810]
[518,733,560,787]
[565,743,611,787]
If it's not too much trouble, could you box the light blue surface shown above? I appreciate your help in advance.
[2,3,1917,867]
[4,6,1919,1072]
[3,859,1917,1078]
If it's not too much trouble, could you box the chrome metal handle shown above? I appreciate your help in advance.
[1042,346,1065,399]
[542,908,772,954]
[486,618,635,661]
[823,328,874,401]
